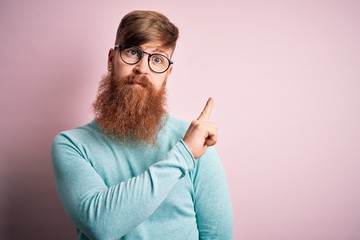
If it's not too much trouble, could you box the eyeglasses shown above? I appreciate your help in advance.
[114,45,173,74]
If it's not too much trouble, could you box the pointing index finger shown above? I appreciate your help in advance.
[197,97,214,121]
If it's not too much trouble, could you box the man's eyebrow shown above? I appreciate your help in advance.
[152,48,170,57]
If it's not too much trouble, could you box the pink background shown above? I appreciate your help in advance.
[1,0,360,239]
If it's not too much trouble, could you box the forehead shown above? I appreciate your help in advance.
[139,42,173,58]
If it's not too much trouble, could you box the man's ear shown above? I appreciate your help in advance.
[107,48,115,72]
[166,66,173,78]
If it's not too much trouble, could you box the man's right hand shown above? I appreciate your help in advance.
[182,97,218,159]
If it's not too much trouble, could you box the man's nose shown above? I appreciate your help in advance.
[133,54,150,74]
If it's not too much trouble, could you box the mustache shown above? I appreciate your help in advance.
[126,74,150,88]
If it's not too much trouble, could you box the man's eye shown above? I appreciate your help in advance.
[127,49,138,56]
[152,55,164,64]
[154,57,162,63]
[124,48,140,58]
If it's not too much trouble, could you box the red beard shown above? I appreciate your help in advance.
[93,72,167,144]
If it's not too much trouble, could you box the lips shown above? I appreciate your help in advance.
[127,75,149,88]
[130,82,145,88]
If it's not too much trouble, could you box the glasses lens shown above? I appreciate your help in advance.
[120,46,142,64]
[149,54,170,73]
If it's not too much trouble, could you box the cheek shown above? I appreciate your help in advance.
[152,77,167,91]
[114,61,132,77]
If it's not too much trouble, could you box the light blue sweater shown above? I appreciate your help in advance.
[51,116,233,239]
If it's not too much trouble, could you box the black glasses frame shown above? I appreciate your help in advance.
[114,45,173,74]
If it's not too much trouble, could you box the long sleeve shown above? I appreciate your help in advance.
[51,133,195,240]
[191,146,234,239]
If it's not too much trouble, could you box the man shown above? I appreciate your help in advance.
[52,10,233,240]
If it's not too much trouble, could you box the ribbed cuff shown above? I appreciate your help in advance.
[177,140,195,171]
